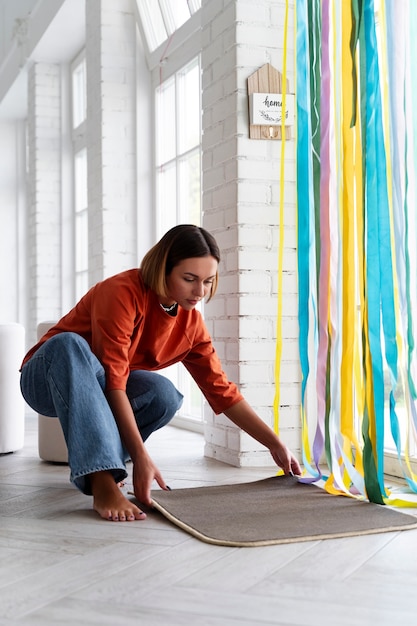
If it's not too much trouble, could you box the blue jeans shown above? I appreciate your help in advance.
[20,332,183,495]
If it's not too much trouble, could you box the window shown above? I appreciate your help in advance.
[136,0,201,53]
[155,56,201,237]
[155,55,203,428]
[71,56,87,129]
[71,51,88,301]
[74,149,88,299]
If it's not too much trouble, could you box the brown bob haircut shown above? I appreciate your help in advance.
[140,224,221,301]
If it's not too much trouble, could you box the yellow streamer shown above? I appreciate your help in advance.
[273,0,289,435]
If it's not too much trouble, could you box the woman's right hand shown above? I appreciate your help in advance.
[132,450,170,507]
[105,389,170,506]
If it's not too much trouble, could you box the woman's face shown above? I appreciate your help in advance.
[164,256,218,310]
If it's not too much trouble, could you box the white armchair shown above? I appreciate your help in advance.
[0,323,25,453]
[37,322,68,463]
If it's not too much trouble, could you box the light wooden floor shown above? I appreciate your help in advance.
[1,415,417,625]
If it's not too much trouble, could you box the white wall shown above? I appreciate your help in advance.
[0,0,38,64]
[0,0,301,463]
[0,121,26,323]
[86,0,138,284]
[201,0,300,465]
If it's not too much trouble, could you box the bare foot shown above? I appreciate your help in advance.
[90,471,146,522]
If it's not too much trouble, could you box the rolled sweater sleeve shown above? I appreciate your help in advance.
[183,325,243,415]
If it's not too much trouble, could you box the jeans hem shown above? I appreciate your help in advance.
[71,466,128,496]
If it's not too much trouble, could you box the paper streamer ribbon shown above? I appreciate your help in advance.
[292,0,417,506]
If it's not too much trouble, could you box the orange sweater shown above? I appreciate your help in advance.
[22,269,243,415]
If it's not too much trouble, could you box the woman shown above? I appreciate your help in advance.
[20,225,301,522]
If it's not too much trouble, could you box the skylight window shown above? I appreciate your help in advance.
[136,0,201,52]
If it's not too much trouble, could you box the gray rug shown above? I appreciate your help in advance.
[144,475,417,547]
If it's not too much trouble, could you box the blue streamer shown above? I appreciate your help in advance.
[296,0,317,476]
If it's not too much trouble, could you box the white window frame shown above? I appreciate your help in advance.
[70,49,89,301]
[136,5,204,431]
[134,0,201,62]
[153,54,204,432]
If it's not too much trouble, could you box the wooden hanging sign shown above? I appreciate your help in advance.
[247,63,293,140]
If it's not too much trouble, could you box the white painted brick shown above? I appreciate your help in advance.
[235,2,269,23]
[202,39,226,69]
[225,296,239,317]
[239,316,273,339]
[238,271,271,294]
[234,204,280,225]
[26,61,62,341]
[203,405,216,425]
[210,94,237,125]
[239,385,275,409]
[201,0,225,25]
[224,250,239,272]
[211,338,226,361]
[222,362,239,385]
[222,113,239,140]
[239,338,276,362]
[238,295,280,316]
[86,0,136,282]
[276,427,301,453]
[205,424,228,448]
[225,340,240,363]
[238,430,266,453]
[224,159,238,183]
[213,319,239,338]
[215,273,238,296]
[279,359,302,383]
[202,105,213,129]
[226,427,241,452]
[275,316,300,340]
[204,441,240,467]
[279,383,301,405]
[238,450,277,467]
[236,22,288,49]
[239,362,272,384]
[211,49,236,82]
[215,412,233,429]
[276,406,302,430]
[204,297,226,318]
[203,164,226,191]
[211,3,235,39]
[238,225,274,247]
[272,224,297,248]
[212,138,238,166]
[202,123,225,152]
[237,157,285,181]
[212,182,238,211]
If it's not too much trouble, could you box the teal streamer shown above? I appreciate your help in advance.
[406,3,417,403]
[365,0,385,502]
[296,0,315,475]
[363,0,388,502]
[383,0,410,473]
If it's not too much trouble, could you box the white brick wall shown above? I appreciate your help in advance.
[86,0,137,284]
[27,62,62,344]
[0,0,301,465]
[202,0,301,466]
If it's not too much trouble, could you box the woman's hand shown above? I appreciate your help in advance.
[269,439,302,476]
[131,450,170,507]
[224,399,302,476]
[106,388,171,506]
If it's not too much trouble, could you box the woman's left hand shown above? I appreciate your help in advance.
[269,440,302,476]
[224,399,302,476]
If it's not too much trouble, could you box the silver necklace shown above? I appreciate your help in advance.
[160,302,177,313]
